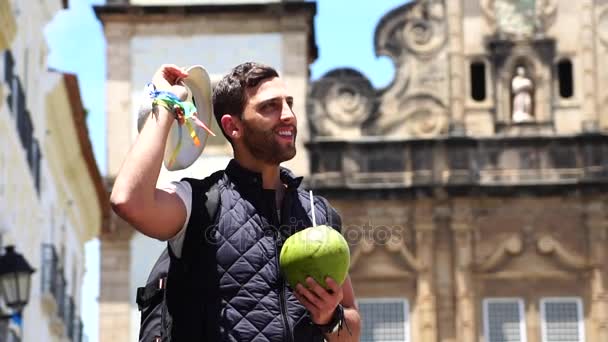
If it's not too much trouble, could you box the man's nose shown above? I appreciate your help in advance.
[280,102,296,122]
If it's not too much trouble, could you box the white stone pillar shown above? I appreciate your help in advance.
[446,0,465,135]
[580,0,599,132]
[452,201,476,342]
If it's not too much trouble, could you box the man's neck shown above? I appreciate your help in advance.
[234,155,286,209]
[233,154,283,190]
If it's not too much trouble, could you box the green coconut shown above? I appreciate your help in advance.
[279,225,350,289]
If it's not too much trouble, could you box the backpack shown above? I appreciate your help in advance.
[135,170,335,341]
[135,170,224,342]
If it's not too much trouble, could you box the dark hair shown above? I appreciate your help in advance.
[212,62,279,142]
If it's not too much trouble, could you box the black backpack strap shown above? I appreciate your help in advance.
[166,170,224,341]
[180,170,223,265]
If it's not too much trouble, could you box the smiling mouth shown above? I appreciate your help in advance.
[276,127,296,140]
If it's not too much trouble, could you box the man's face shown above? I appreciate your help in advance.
[239,77,297,164]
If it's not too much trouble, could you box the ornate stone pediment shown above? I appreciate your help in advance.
[348,225,423,279]
[308,1,450,140]
[349,240,420,280]
[474,233,590,276]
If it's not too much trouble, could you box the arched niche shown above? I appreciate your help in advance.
[488,39,556,130]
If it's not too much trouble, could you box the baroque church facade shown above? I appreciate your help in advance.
[97,1,608,341]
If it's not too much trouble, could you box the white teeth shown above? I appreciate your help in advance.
[278,130,292,136]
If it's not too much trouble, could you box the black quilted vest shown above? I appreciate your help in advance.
[168,160,340,342]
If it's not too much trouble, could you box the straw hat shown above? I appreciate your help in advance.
[137,65,214,171]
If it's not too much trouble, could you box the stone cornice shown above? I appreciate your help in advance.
[307,134,608,194]
[94,2,316,19]
[94,2,317,60]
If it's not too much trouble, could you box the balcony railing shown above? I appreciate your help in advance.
[3,50,41,194]
[307,134,608,191]
[41,244,85,341]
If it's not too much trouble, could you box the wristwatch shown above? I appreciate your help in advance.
[315,304,344,334]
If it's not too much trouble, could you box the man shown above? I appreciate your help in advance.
[111,62,361,341]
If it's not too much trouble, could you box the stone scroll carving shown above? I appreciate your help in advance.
[375,0,446,59]
[474,232,589,273]
[537,235,589,270]
[375,95,449,137]
[476,234,524,272]
[372,0,450,138]
[349,234,424,273]
[308,68,376,138]
[308,1,450,140]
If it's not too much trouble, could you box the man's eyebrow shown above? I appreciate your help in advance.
[258,96,293,105]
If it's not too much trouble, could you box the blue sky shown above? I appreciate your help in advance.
[45,0,407,340]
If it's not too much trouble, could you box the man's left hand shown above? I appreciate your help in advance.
[293,277,343,325]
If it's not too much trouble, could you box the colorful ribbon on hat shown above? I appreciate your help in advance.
[149,87,216,168]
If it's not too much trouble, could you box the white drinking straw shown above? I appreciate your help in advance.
[309,190,317,227]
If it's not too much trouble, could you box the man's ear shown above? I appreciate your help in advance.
[221,114,241,139]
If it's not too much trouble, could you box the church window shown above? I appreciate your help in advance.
[470,61,487,102]
[358,298,410,342]
[483,298,527,342]
[557,59,573,99]
[540,298,585,342]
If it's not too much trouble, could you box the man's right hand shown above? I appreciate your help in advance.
[152,64,190,101]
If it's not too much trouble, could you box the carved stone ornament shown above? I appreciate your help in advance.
[308,68,375,138]
[349,233,424,273]
[476,234,523,272]
[474,233,590,273]
[377,95,448,137]
[537,235,589,270]
[375,0,446,60]
[481,0,557,38]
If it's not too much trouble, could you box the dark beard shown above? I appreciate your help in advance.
[242,121,296,165]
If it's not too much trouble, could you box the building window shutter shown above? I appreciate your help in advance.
[358,298,409,342]
[541,298,585,342]
[483,298,527,342]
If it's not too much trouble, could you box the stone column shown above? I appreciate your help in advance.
[105,21,134,178]
[451,200,476,342]
[445,0,466,135]
[281,14,312,178]
[99,212,135,342]
[580,0,599,132]
[100,20,134,342]
[587,201,608,341]
[414,202,437,342]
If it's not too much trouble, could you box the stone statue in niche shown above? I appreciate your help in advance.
[511,66,534,123]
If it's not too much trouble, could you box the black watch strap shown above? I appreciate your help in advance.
[315,304,345,334]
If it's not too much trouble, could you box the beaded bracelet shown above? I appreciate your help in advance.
[146,83,215,167]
